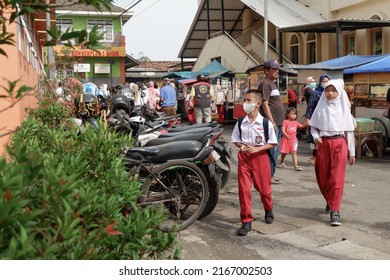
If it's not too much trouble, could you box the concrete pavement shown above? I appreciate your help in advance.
[178,123,390,260]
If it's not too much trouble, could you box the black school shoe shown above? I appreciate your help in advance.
[330,212,341,226]
[237,222,252,236]
[265,210,274,224]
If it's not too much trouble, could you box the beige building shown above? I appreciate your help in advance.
[180,0,390,73]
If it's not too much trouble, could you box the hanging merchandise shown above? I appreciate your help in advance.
[210,99,218,114]
[216,88,225,104]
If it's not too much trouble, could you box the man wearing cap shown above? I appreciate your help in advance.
[189,74,214,123]
[159,78,177,116]
[258,59,284,184]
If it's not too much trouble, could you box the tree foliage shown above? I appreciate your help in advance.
[0,97,181,259]
[0,1,182,259]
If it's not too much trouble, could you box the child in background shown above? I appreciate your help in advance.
[278,107,307,171]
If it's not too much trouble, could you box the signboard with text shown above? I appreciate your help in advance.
[54,46,126,57]
[95,63,111,74]
[74,63,90,73]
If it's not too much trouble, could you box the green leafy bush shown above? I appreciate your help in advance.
[0,98,180,259]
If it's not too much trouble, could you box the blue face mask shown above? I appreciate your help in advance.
[309,83,316,89]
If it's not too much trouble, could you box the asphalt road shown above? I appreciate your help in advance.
[178,123,390,260]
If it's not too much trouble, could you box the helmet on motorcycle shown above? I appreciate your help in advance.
[97,89,107,102]
[110,94,130,114]
[196,74,205,81]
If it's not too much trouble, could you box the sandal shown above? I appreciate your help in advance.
[308,157,315,165]
[271,177,282,184]
[277,163,286,168]
[294,166,302,171]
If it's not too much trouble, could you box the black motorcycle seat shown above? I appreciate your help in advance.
[145,141,202,163]
[126,145,160,157]
[168,121,218,132]
[145,132,208,146]
[157,127,214,138]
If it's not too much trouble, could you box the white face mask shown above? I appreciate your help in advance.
[243,102,256,114]
[321,82,327,89]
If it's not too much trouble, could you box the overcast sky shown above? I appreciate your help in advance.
[117,0,199,61]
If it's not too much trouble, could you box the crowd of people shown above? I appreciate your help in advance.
[54,66,363,236]
[54,77,188,117]
[231,59,356,236]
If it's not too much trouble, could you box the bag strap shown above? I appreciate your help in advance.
[238,116,244,140]
[238,115,275,166]
[263,117,269,143]
[238,116,269,142]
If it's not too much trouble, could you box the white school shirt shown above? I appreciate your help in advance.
[231,113,278,146]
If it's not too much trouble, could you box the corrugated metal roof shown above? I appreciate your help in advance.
[241,0,324,28]
[278,18,390,33]
[178,0,324,59]
[178,0,247,59]
[55,0,127,13]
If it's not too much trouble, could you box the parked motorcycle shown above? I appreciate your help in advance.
[109,110,232,218]
[74,93,100,128]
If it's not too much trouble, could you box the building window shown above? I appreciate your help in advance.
[371,29,382,55]
[344,34,355,55]
[307,33,316,64]
[55,64,74,81]
[56,19,75,44]
[87,19,113,42]
[25,32,30,63]
[56,18,73,32]
[290,35,299,64]
[17,17,23,52]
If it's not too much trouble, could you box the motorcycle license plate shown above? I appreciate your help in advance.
[211,150,221,161]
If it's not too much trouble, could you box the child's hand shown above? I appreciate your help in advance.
[286,135,291,140]
[247,146,261,153]
[349,156,355,166]
[314,137,322,145]
[240,145,248,151]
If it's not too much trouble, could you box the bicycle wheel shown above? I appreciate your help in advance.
[371,117,389,149]
[141,161,209,232]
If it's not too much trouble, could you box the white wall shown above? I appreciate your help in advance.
[193,35,258,73]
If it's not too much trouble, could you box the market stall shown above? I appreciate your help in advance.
[232,64,295,120]
[343,56,390,150]
[176,60,252,124]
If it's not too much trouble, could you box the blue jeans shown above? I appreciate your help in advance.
[270,125,282,178]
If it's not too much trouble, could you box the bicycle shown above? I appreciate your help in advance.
[122,145,210,232]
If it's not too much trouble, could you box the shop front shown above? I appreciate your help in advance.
[344,57,390,151]
[53,46,126,87]
[178,72,248,124]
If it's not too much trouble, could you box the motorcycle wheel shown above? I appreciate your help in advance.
[85,117,98,128]
[199,183,219,219]
[216,152,231,189]
[141,161,209,232]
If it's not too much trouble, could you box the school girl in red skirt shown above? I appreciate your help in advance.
[310,79,355,226]
[231,89,278,236]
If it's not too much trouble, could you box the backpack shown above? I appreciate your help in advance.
[237,116,276,166]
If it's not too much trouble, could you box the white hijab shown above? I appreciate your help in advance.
[310,79,355,132]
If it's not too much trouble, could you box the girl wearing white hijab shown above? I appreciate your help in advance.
[310,79,355,227]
